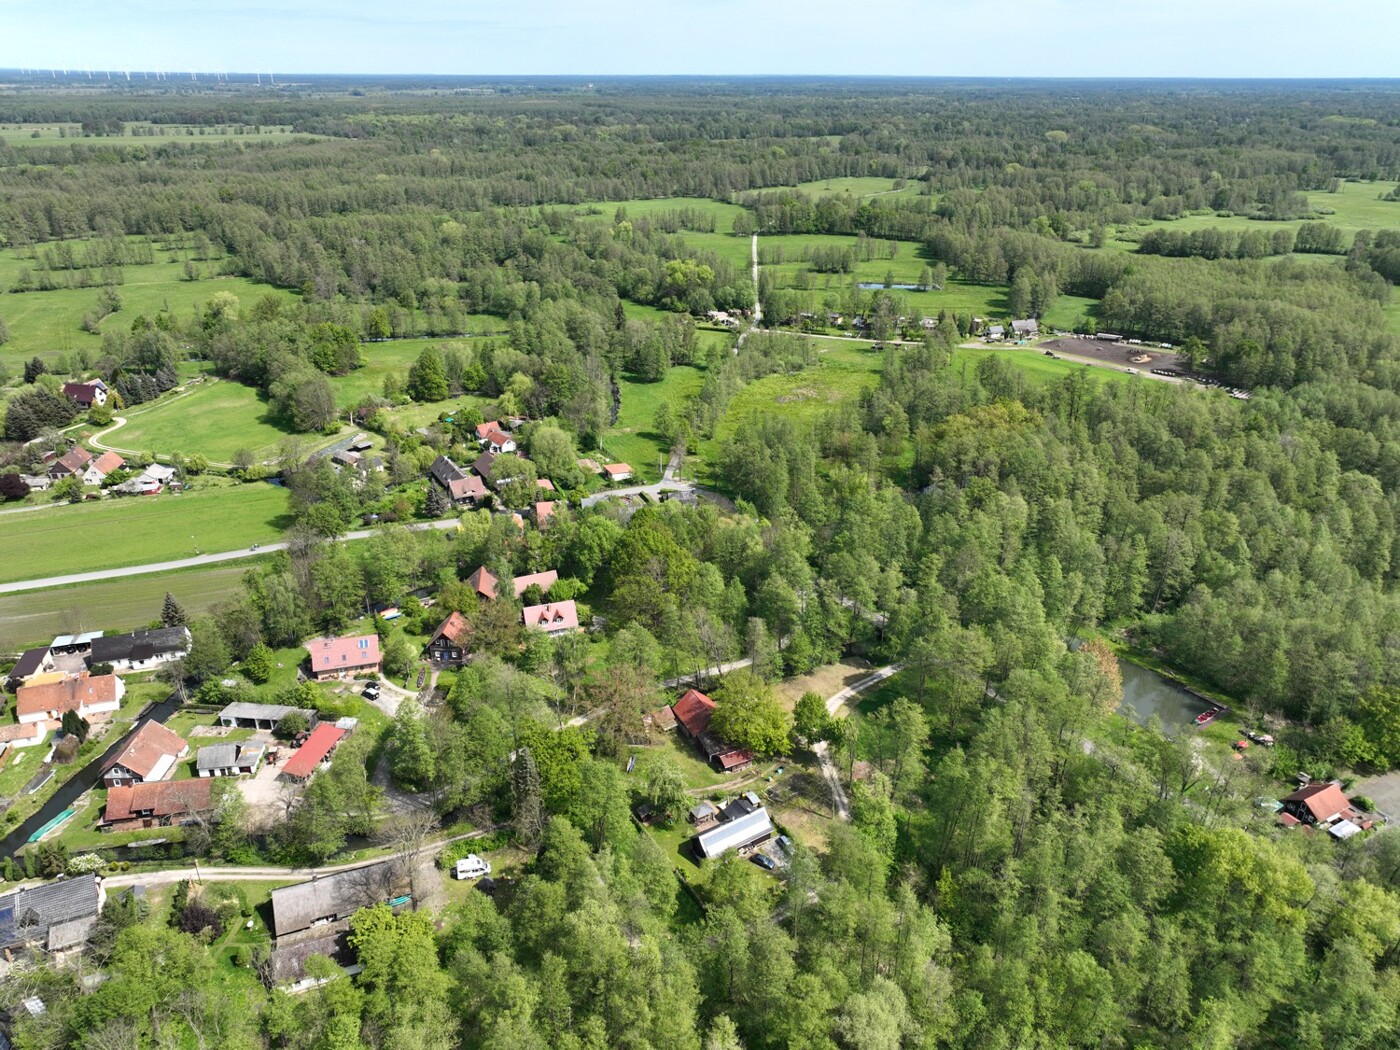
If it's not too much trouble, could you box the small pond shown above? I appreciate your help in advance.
[1117,657,1214,736]
[856,282,924,291]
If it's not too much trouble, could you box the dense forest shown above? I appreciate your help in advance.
[4,78,1400,1049]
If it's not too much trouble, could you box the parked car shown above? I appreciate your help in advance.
[362,682,381,700]
[454,854,492,880]
[776,835,793,855]
[751,853,777,871]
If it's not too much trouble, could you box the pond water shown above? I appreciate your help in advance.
[1117,658,1213,736]
[856,282,924,291]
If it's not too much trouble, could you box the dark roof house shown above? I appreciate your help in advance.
[89,626,192,671]
[0,874,101,953]
[270,861,407,939]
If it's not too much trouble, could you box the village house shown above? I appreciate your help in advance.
[101,778,214,831]
[429,455,488,505]
[521,600,581,636]
[89,626,192,672]
[0,720,51,750]
[111,462,178,496]
[101,720,188,789]
[465,566,559,601]
[16,673,124,725]
[670,687,754,773]
[0,874,101,958]
[281,723,348,782]
[425,610,471,665]
[536,478,556,493]
[266,860,409,986]
[481,428,517,454]
[80,451,125,486]
[60,379,108,409]
[1280,782,1364,838]
[472,449,498,479]
[195,741,265,778]
[1012,318,1040,338]
[218,701,317,731]
[602,463,633,483]
[48,446,93,479]
[985,324,1006,341]
[304,633,381,681]
[534,500,556,527]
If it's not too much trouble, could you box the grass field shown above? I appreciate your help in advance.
[331,327,504,406]
[601,365,707,481]
[0,121,310,148]
[0,561,263,649]
[0,482,291,586]
[1039,294,1100,331]
[1107,179,1400,253]
[0,250,297,367]
[572,197,754,271]
[106,379,336,462]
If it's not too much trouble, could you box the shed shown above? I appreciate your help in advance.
[694,807,774,859]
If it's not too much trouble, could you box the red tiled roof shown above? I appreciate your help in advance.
[467,566,499,600]
[671,689,715,738]
[283,724,346,779]
[304,634,381,673]
[603,463,632,478]
[475,421,501,440]
[89,451,125,476]
[104,779,212,824]
[534,501,556,525]
[108,721,187,779]
[432,611,471,646]
[536,478,556,491]
[1283,783,1354,823]
[512,570,558,597]
[17,674,121,718]
[484,429,513,447]
[521,600,580,632]
[716,748,755,771]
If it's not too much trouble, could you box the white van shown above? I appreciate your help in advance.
[453,854,492,880]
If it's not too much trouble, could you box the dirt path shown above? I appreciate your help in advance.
[813,662,904,822]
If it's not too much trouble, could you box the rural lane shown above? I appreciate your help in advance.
[0,517,464,594]
[814,662,903,822]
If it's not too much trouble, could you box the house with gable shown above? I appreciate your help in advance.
[81,451,125,486]
[426,610,471,665]
[48,446,94,479]
[304,633,381,681]
[61,380,108,409]
[521,600,580,637]
[102,720,188,789]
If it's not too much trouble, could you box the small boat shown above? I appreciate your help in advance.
[27,807,74,843]
[1193,709,1218,727]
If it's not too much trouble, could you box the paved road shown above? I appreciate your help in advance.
[579,478,698,510]
[0,517,463,594]
[814,662,903,821]
[661,656,754,689]
[736,233,761,352]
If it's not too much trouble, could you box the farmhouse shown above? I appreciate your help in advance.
[603,463,633,483]
[1011,318,1039,338]
[218,701,316,731]
[670,688,754,773]
[112,463,177,496]
[16,674,124,725]
[304,633,381,680]
[60,380,108,409]
[89,626,192,672]
[482,428,517,454]
[521,600,580,636]
[472,450,498,478]
[101,720,188,789]
[81,451,125,486]
[281,723,347,782]
[0,874,101,956]
[266,860,409,984]
[984,325,1005,341]
[426,610,471,665]
[48,446,93,479]
[196,741,265,778]
[0,720,50,749]
[101,778,214,831]
[429,455,488,505]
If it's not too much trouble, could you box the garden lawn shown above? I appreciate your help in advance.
[0,482,292,585]
[0,561,260,650]
[109,379,341,463]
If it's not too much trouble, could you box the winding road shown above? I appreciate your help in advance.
[813,662,903,822]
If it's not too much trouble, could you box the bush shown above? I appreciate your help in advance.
[1351,794,1376,812]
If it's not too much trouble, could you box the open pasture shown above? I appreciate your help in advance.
[0,481,291,585]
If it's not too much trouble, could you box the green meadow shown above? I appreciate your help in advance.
[0,245,297,367]
[601,365,707,482]
[107,379,340,463]
[760,175,927,202]
[0,561,260,649]
[571,197,754,271]
[0,481,292,585]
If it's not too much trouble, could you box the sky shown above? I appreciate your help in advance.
[2,0,1399,79]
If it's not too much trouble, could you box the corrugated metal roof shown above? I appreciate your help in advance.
[695,807,773,859]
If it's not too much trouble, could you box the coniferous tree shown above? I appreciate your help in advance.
[512,746,543,848]
[161,591,188,627]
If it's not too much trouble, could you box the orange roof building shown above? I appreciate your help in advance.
[102,779,213,829]
[103,721,188,788]
[16,674,124,725]
[304,634,381,680]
